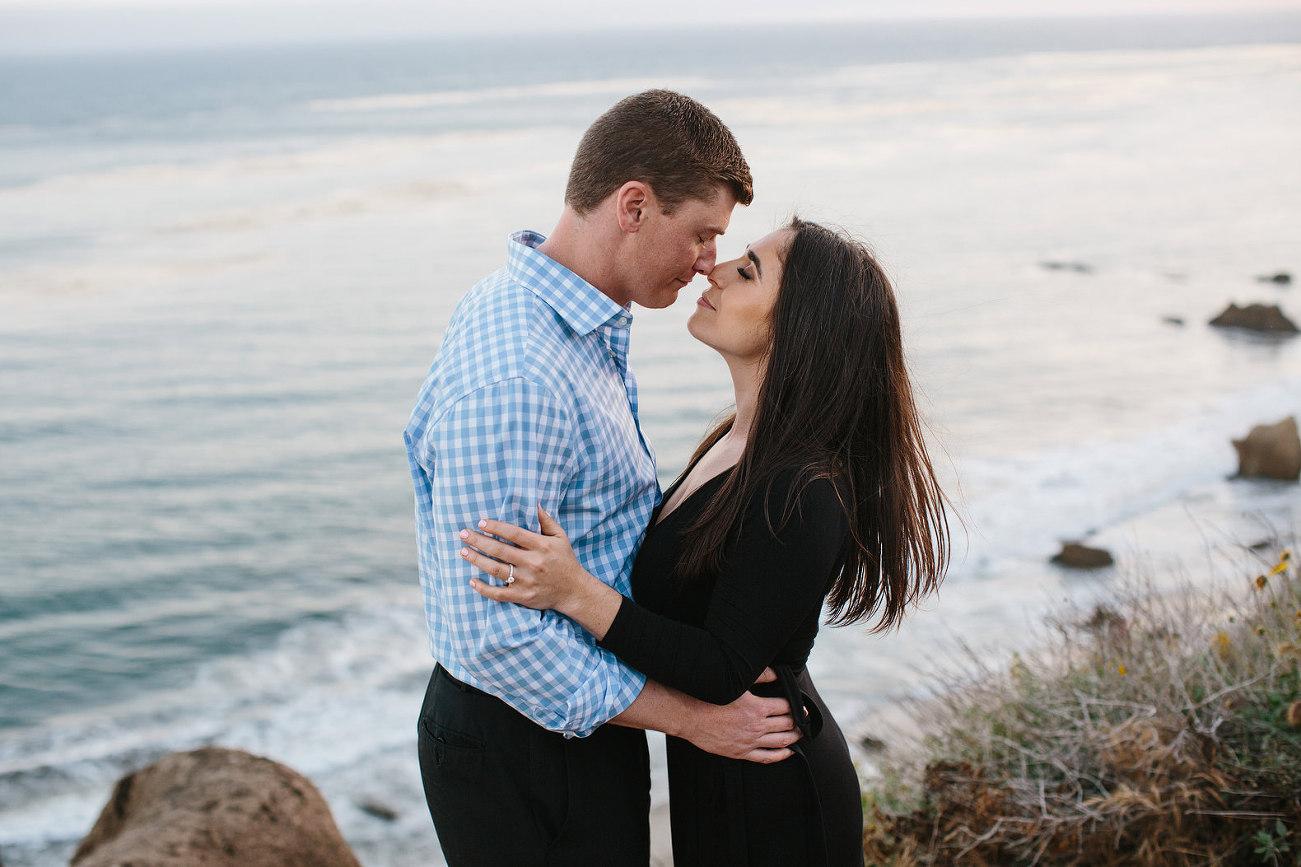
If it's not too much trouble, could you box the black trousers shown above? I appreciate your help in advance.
[418,665,651,866]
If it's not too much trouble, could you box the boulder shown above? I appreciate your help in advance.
[1256,271,1292,285]
[72,748,360,867]
[1051,542,1114,570]
[1231,416,1301,482]
[1208,302,1298,334]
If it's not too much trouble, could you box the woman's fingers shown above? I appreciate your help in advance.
[469,576,517,602]
[473,518,541,548]
[458,528,523,565]
[460,545,512,582]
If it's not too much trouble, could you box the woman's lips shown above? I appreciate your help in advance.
[697,294,715,310]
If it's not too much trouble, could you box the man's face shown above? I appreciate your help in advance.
[624,188,737,310]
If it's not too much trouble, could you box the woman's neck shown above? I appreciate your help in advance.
[724,356,762,449]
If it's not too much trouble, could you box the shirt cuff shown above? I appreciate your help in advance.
[542,656,646,739]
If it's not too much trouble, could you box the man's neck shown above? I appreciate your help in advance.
[537,208,629,307]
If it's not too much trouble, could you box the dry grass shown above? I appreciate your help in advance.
[862,546,1301,866]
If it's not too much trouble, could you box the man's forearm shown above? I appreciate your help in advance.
[609,679,799,764]
[608,678,694,738]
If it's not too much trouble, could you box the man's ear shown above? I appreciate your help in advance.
[614,181,652,233]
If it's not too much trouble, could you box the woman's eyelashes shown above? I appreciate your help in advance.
[737,265,753,281]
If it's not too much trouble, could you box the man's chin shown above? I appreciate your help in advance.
[639,286,681,310]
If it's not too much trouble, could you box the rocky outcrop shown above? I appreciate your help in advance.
[72,747,360,867]
[1208,303,1299,334]
[1231,416,1301,482]
[1256,271,1292,285]
[1051,542,1114,570]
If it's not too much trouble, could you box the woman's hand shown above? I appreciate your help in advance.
[460,506,592,614]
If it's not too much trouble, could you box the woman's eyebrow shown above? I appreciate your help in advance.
[746,249,763,278]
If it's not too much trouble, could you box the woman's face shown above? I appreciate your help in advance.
[688,228,793,365]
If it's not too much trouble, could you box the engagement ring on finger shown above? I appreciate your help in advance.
[506,565,515,585]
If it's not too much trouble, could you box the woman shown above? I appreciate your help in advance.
[458,218,950,865]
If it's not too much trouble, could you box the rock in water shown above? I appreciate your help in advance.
[1208,302,1299,334]
[1051,542,1114,570]
[72,747,361,867]
[1232,416,1301,482]
[1040,261,1094,274]
[1256,271,1292,285]
[357,798,399,821]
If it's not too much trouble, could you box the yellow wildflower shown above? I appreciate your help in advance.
[1214,631,1232,660]
[1255,575,1268,589]
[1117,664,1127,676]
[1271,562,1287,575]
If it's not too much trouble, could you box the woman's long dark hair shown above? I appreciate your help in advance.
[676,217,950,631]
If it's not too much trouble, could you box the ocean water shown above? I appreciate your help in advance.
[2,14,1301,865]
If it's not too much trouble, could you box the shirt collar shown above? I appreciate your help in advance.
[507,230,631,336]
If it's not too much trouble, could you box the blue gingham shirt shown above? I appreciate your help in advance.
[404,230,658,737]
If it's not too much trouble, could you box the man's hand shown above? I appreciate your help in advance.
[679,691,799,763]
[610,668,799,762]
[677,668,799,763]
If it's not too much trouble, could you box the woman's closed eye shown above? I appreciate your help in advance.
[737,265,754,281]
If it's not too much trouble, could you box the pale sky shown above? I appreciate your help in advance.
[3,0,1300,55]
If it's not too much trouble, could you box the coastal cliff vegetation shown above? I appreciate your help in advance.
[862,546,1301,865]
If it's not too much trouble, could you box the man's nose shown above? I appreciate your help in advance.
[694,241,717,274]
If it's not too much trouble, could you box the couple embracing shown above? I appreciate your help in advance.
[404,90,949,866]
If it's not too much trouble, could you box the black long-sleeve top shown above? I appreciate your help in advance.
[599,467,849,705]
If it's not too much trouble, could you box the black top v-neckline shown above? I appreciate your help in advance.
[653,465,733,528]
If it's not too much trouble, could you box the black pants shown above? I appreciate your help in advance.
[418,665,651,866]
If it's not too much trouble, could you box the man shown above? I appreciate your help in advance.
[404,90,798,864]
